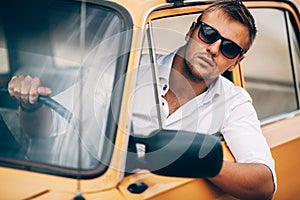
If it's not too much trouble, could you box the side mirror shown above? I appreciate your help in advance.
[127,129,223,178]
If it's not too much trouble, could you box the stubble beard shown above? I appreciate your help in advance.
[183,40,218,84]
[183,57,213,84]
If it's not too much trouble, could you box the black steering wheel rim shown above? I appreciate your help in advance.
[0,88,73,122]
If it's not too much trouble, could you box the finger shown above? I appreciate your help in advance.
[37,86,52,96]
[28,77,44,104]
[8,76,18,96]
[30,77,52,97]
[10,75,25,100]
[29,77,51,104]
[20,75,33,104]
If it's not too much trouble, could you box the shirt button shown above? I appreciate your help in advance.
[163,85,167,91]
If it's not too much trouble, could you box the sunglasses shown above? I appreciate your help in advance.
[197,21,244,59]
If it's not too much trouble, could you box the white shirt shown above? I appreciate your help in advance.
[132,51,276,187]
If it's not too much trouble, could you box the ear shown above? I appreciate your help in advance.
[228,55,245,71]
[185,22,197,41]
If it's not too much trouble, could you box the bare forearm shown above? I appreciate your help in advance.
[19,105,54,137]
[209,161,275,200]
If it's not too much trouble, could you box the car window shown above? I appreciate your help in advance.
[144,7,300,123]
[131,17,201,137]
[0,27,9,74]
[242,8,299,120]
[0,0,131,177]
[151,14,198,55]
[131,24,163,137]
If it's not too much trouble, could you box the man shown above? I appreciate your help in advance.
[8,0,275,199]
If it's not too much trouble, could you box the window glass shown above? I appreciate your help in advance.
[0,0,129,174]
[152,14,198,55]
[131,16,199,138]
[131,26,162,136]
[290,14,300,100]
[146,8,300,122]
[243,8,298,119]
[0,26,9,74]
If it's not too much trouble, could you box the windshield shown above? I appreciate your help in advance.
[0,0,131,176]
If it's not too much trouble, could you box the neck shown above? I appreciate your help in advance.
[169,48,211,100]
[163,47,216,115]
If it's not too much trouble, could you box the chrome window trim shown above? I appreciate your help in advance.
[261,110,300,126]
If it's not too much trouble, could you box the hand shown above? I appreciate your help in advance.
[8,75,52,110]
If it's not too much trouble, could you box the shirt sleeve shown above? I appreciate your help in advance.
[221,93,277,189]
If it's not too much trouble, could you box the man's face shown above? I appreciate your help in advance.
[184,10,249,82]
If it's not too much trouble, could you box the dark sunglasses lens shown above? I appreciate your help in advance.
[198,22,243,59]
[221,40,241,59]
[199,25,219,44]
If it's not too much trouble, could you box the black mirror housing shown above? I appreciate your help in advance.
[127,129,223,178]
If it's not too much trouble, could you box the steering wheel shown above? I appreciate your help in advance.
[0,87,103,165]
[0,88,73,122]
[0,87,74,157]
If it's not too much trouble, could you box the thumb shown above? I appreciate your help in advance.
[37,86,52,96]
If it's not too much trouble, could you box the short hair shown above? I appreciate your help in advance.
[198,0,257,52]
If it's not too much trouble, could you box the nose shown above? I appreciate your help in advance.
[206,39,222,57]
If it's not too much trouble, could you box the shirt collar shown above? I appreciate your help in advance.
[202,75,223,104]
[157,49,177,81]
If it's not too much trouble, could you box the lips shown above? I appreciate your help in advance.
[196,53,216,69]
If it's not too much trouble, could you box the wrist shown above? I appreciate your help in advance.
[19,103,43,112]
